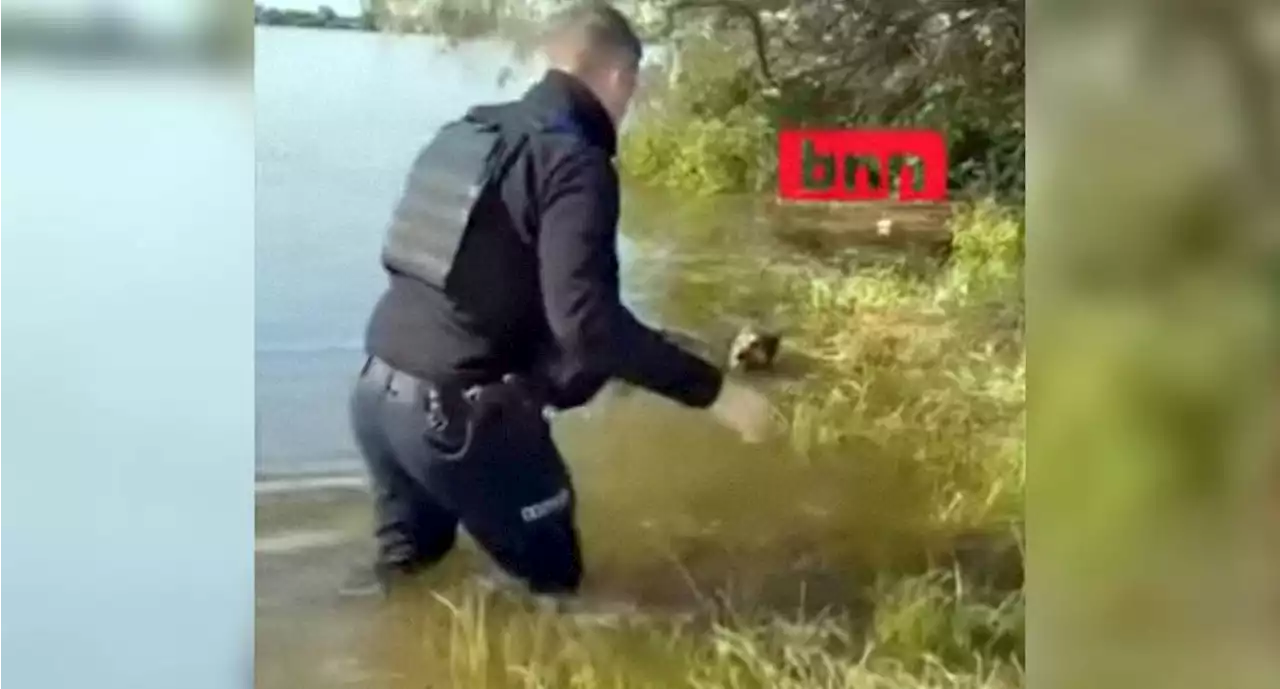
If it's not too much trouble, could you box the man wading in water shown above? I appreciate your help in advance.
[343,2,774,611]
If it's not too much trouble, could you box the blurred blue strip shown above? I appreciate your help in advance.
[1,66,255,689]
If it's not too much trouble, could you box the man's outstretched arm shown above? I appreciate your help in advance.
[536,147,723,407]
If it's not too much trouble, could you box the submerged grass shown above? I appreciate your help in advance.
[370,201,1025,689]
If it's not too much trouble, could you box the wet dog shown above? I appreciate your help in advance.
[727,326,782,372]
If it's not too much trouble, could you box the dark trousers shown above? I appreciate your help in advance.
[349,357,582,595]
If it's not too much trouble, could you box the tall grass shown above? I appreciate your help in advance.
[781,202,1024,530]
[383,202,1025,689]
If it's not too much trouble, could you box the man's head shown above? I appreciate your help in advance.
[541,2,643,126]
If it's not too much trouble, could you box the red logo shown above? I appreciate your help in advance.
[777,129,948,202]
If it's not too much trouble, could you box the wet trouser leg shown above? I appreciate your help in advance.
[426,392,583,596]
[351,358,583,595]
[351,360,459,570]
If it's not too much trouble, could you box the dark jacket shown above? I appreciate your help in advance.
[364,69,724,410]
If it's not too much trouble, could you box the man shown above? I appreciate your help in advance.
[344,2,773,603]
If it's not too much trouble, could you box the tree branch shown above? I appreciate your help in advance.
[656,0,777,87]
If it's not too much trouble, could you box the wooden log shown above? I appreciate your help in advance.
[764,201,957,261]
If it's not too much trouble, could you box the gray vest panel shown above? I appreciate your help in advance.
[381,118,524,289]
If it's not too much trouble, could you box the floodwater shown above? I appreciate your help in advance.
[254,26,962,688]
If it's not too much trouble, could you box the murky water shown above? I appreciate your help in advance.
[254,27,962,688]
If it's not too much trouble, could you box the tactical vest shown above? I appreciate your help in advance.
[381,112,581,290]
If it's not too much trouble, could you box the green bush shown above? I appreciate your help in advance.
[622,108,775,196]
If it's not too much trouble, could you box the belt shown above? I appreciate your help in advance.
[361,356,463,398]
[361,357,557,421]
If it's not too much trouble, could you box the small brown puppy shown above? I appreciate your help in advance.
[662,326,782,373]
[601,326,784,403]
[727,325,782,372]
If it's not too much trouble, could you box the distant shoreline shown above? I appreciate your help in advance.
[254,6,377,32]
[256,473,369,496]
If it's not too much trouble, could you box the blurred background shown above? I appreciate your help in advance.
[3,3,255,689]
[2,0,251,64]
[1030,2,1279,688]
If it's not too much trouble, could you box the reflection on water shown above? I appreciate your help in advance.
[254,27,967,689]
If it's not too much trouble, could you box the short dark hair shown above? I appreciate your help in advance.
[542,2,643,70]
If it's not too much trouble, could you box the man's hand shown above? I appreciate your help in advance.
[708,379,776,444]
